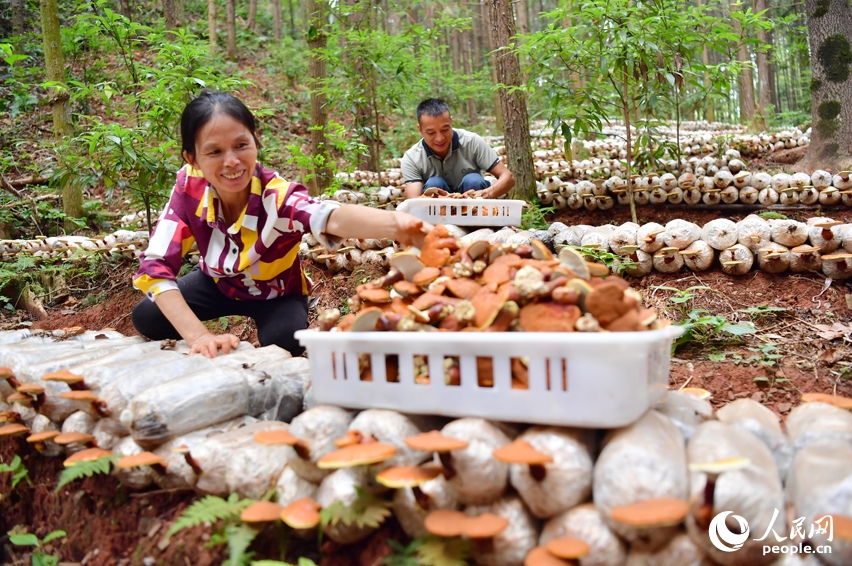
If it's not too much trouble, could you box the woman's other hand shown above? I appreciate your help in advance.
[395,213,434,249]
[190,332,240,358]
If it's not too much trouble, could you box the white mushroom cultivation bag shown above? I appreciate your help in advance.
[785,402,852,453]
[593,410,688,551]
[442,418,512,506]
[539,503,626,566]
[686,421,784,566]
[716,398,792,481]
[785,440,852,566]
[191,420,293,499]
[465,495,538,566]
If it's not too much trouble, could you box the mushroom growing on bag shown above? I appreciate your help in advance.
[719,244,754,275]
[769,219,808,247]
[495,428,594,519]
[686,421,784,566]
[789,245,823,273]
[653,247,684,274]
[737,215,771,251]
[624,532,709,566]
[440,418,512,505]
[702,218,738,251]
[664,220,701,250]
[637,223,666,254]
[679,241,715,272]
[341,409,432,470]
[799,185,819,204]
[593,411,689,551]
[756,243,790,274]
[286,405,354,483]
[464,496,539,566]
[821,253,852,280]
[389,464,459,538]
[540,503,626,566]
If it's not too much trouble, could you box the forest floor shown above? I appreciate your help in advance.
[1,205,851,564]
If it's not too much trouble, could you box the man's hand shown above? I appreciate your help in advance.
[189,332,240,358]
[421,187,448,197]
[462,189,489,199]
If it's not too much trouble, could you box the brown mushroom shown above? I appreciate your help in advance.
[376,464,443,510]
[0,423,30,438]
[240,500,285,524]
[54,432,98,448]
[116,451,168,474]
[524,546,572,566]
[254,428,311,460]
[424,509,468,538]
[801,392,852,409]
[405,430,469,480]
[26,430,61,451]
[63,447,112,467]
[494,439,554,481]
[545,537,591,562]
[280,496,322,529]
[41,369,87,390]
[316,442,397,469]
[519,302,581,332]
[610,497,690,528]
[687,457,750,530]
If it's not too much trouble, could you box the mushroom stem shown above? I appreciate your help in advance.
[412,485,432,511]
[183,452,203,475]
[294,441,311,461]
[695,473,718,531]
[439,452,457,480]
[471,537,496,555]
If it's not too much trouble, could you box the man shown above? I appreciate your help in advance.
[401,98,515,199]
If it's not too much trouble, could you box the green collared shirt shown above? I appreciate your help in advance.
[400,129,500,191]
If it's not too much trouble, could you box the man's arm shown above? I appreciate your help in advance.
[481,162,514,198]
[405,181,424,199]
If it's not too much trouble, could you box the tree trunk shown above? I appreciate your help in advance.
[799,0,852,170]
[766,28,778,110]
[40,0,81,231]
[306,0,331,196]
[273,0,282,40]
[487,0,535,201]
[163,0,178,33]
[226,0,237,59]
[247,0,257,32]
[514,0,528,35]
[451,29,461,76]
[208,0,217,54]
[288,0,296,38]
[753,0,770,130]
[482,0,504,132]
[12,0,25,35]
[462,29,478,126]
[730,0,755,124]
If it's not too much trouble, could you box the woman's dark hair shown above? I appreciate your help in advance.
[180,90,261,160]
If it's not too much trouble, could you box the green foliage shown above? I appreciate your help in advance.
[319,486,393,530]
[0,43,37,118]
[56,454,114,492]
[0,455,30,489]
[287,120,369,196]
[166,493,256,542]
[747,342,784,368]
[739,305,787,319]
[654,285,756,351]
[251,559,318,566]
[570,245,637,276]
[8,529,66,566]
[224,522,258,566]
[385,536,470,566]
[520,202,554,230]
[757,211,788,220]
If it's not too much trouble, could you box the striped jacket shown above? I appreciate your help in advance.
[133,163,340,302]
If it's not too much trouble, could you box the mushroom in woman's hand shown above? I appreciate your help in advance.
[440,418,512,505]
[686,421,784,566]
[719,244,754,275]
[495,428,594,519]
[679,240,715,272]
[594,411,688,552]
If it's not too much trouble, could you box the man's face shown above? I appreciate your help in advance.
[417,112,453,158]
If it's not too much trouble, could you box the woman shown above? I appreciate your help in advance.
[132,90,431,358]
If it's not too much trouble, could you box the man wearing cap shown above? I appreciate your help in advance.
[401,98,515,199]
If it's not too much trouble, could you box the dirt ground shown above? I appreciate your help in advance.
[3,223,852,564]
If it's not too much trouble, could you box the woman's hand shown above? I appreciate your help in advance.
[395,213,434,249]
[189,332,240,358]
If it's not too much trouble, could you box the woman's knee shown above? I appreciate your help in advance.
[256,323,306,356]
[131,299,179,340]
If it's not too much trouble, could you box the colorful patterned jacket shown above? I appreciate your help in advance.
[133,163,340,302]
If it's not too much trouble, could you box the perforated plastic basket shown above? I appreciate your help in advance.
[295,326,684,428]
[395,198,525,227]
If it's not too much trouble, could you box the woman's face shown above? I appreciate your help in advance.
[184,112,258,197]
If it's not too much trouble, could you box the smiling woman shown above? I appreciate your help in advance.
[130,90,432,358]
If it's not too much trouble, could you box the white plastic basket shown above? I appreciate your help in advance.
[295,326,684,428]
[395,198,525,227]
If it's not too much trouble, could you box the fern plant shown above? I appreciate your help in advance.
[55,454,114,492]
[0,455,30,491]
[383,536,469,566]
[319,486,393,530]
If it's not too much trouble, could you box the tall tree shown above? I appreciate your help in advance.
[487,0,535,201]
[730,0,755,124]
[12,0,25,35]
[208,0,217,54]
[753,0,770,130]
[514,0,529,35]
[273,0,282,40]
[306,0,331,195]
[247,0,257,33]
[40,0,82,229]
[482,0,504,132]
[461,29,479,126]
[226,0,237,59]
[163,0,179,33]
[800,0,852,170]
